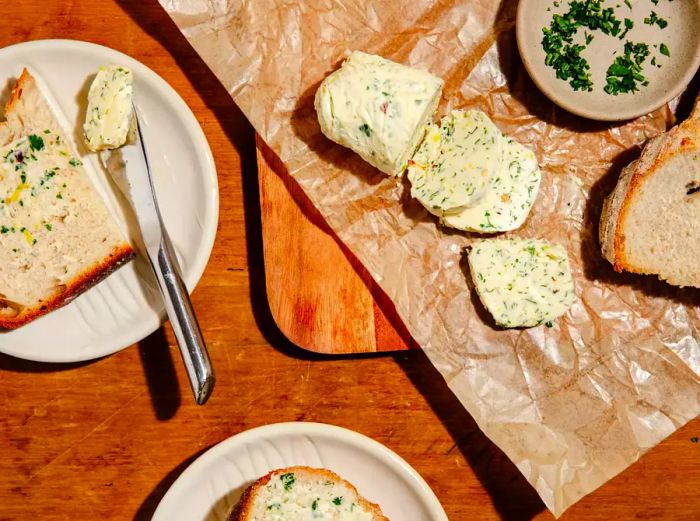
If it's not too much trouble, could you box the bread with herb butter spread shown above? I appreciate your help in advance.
[0,69,134,328]
[228,466,389,521]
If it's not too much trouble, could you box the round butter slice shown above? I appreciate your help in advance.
[442,138,541,232]
[408,109,503,214]
[468,238,575,328]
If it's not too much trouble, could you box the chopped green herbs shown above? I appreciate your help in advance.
[619,17,633,38]
[604,41,651,95]
[541,0,625,92]
[280,472,295,491]
[644,11,668,29]
[691,437,699,443]
[542,0,671,94]
[28,134,44,152]
[312,498,319,510]
[68,158,82,167]
[332,497,343,505]
[358,123,372,137]
[44,223,52,231]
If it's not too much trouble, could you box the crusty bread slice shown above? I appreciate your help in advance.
[229,466,389,521]
[600,95,700,287]
[0,69,133,328]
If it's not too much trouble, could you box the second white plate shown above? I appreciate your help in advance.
[153,422,448,521]
[0,40,218,362]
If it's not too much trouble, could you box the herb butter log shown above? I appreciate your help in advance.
[228,467,389,521]
[408,110,541,232]
[468,238,575,328]
[83,65,136,151]
[315,51,443,176]
[0,70,134,328]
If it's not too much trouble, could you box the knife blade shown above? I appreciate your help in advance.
[114,105,215,405]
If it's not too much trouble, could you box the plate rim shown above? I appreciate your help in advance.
[515,0,700,121]
[152,421,449,521]
[0,38,219,363]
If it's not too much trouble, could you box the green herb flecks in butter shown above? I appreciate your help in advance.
[408,110,541,233]
[0,131,75,249]
[408,110,504,214]
[468,238,576,328]
[315,51,443,176]
[280,472,295,491]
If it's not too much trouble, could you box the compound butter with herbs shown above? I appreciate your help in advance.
[315,51,443,176]
[83,65,135,152]
[0,129,128,310]
[408,109,541,232]
[442,136,541,232]
[468,238,575,328]
[408,110,503,213]
[232,467,386,521]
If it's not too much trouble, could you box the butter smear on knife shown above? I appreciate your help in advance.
[83,65,135,151]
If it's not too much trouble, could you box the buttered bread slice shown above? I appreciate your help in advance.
[0,69,133,328]
[229,467,389,521]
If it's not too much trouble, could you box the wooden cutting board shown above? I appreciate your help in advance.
[257,135,415,353]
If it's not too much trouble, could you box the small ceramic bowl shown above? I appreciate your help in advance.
[516,0,700,121]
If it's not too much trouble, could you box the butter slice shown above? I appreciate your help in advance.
[468,238,575,328]
[442,137,541,232]
[315,51,443,176]
[408,110,503,213]
[407,109,541,233]
[83,65,135,151]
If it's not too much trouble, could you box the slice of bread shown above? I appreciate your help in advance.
[599,96,700,287]
[0,69,134,328]
[229,466,389,521]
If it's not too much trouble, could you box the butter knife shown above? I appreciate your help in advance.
[116,105,215,405]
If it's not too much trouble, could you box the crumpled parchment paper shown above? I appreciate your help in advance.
[159,0,700,516]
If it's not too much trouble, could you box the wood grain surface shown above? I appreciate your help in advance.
[0,2,699,521]
[257,135,413,353]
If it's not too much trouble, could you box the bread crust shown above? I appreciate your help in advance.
[228,466,389,521]
[0,245,134,329]
[600,97,700,276]
[0,69,135,329]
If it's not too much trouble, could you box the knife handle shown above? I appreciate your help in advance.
[152,230,215,405]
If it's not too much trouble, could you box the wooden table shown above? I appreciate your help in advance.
[1,2,699,520]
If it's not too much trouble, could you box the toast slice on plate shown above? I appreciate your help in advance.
[600,95,700,287]
[0,69,134,328]
[229,466,389,520]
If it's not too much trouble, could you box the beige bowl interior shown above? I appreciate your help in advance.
[516,0,700,121]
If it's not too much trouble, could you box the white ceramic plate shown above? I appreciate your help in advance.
[153,422,448,521]
[516,0,700,121]
[0,40,218,362]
